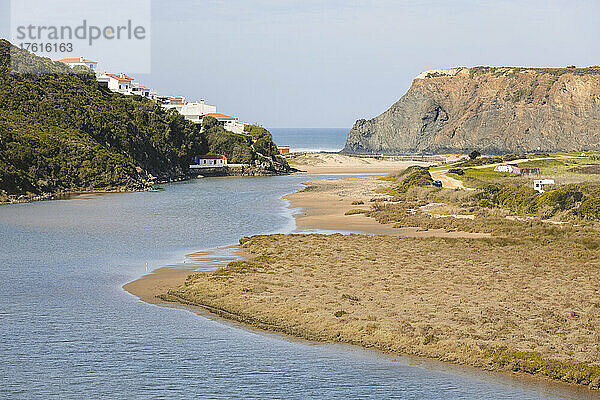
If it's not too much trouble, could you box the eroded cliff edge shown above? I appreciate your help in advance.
[343,67,600,155]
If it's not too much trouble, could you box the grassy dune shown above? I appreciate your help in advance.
[163,233,600,389]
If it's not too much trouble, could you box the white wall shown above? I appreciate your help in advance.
[224,120,245,134]
[190,158,227,168]
[65,62,97,70]
[106,77,131,94]
[179,103,217,124]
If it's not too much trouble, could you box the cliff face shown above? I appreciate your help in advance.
[343,67,600,154]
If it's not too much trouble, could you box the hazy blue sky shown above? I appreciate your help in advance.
[1,0,599,128]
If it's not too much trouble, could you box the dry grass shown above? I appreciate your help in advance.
[164,233,600,388]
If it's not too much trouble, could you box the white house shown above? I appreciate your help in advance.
[534,179,555,193]
[494,165,520,174]
[201,113,246,134]
[57,57,98,71]
[159,96,186,106]
[131,84,157,100]
[189,155,228,169]
[163,99,217,123]
[224,120,248,134]
[98,73,134,94]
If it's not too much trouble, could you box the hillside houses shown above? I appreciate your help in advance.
[58,56,248,134]
[201,113,247,134]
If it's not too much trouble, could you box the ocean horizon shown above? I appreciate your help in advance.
[268,127,349,153]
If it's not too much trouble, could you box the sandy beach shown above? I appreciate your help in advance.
[287,152,434,174]
[284,176,489,238]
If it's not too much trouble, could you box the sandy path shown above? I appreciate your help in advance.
[430,170,470,190]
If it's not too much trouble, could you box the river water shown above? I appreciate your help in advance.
[0,176,595,399]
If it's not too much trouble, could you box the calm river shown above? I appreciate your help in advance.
[0,176,595,399]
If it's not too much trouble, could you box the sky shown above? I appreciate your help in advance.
[1,0,599,128]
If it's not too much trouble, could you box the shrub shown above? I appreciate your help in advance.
[448,168,464,175]
[389,167,434,194]
[579,196,600,220]
[345,209,368,215]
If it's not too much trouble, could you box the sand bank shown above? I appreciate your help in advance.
[285,176,489,238]
[124,246,248,305]
[287,153,433,174]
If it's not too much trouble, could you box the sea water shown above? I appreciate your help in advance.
[269,128,348,153]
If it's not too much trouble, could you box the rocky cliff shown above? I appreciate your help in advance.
[343,67,600,155]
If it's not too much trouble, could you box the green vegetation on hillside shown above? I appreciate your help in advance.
[0,40,287,200]
[201,117,288,171]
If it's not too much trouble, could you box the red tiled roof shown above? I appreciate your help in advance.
[201,113,237,120]
[133,86,149,90]
[198,155,227,159]
[58,57,97,64]
[105,73,133,81]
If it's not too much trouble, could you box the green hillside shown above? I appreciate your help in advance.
[0,40,287,200]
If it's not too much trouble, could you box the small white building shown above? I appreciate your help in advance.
[163,100,217,124]
[131,84,157,100]
[190,155,228,169]
[224,120,247,134]
[534,179,555,193]
[159,96,186,106]
[57,56,98,71]
[98,73,134,94]
[494,165,520,174]
[201,113,247,134]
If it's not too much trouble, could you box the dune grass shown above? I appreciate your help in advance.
[163,233,600,389]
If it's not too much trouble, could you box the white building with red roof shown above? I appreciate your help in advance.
[97,73,134,94]
[131,84,157,100]
[201,113,247,134]
[190,155,228,169]
[57,57,97,71]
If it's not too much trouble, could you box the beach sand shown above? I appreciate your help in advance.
[287,152,434,174]
[124,247,248,305]
[284,176,489,239]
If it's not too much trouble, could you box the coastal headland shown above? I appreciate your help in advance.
[125,152,600,390]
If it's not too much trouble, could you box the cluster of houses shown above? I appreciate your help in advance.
[57,57,247,134]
